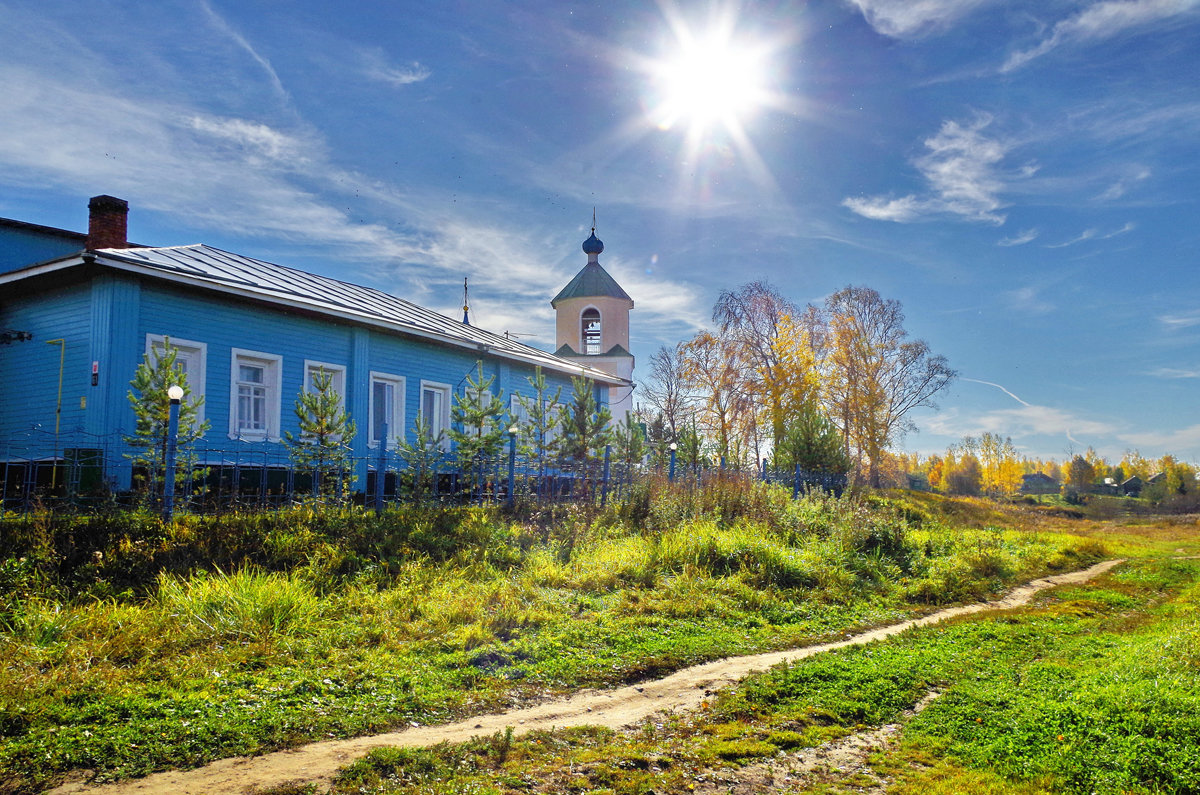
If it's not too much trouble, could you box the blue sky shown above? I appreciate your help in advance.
[1,0,1198,463]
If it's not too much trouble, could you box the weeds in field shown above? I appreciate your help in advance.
[0,486,1143,793]
[306,557,1199,795]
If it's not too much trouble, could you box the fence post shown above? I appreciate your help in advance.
[793,463,801,499]
[162,386,182,522]
[507,427,517,510]
[375,422,387,516]
[601,444,611,507]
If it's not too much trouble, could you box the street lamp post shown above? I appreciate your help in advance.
[162,384,184,522]
[669,442,677,483]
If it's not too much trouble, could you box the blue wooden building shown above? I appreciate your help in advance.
[0,196,629,495]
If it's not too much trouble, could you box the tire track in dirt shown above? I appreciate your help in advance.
[49,559,1123,795]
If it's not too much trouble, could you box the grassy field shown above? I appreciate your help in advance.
[313,553,1197,795]
[1,480,1195,794]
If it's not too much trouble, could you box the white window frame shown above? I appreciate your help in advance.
[368,371,405,448]
[229,348,282,441]
[304,360,349,442]
[581,306,602,355]
[419,380,452,451]
[545,400,564,443]
[509,394,529,430]
[463,384,496,436]
[304,361,347,401]
[146,334,207,426]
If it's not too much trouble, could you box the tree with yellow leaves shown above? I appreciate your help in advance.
[712,281,807,457]
[678,330,753,465]
[823,286,956,487]
[978,432,1023,497]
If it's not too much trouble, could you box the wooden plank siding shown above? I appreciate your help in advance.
[2,220,613,495]
[0,281,93,439]
[135,277,588,485]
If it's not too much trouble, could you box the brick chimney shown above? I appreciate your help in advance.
[86,195,129,250]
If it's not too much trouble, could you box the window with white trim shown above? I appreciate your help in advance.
[420,381,452,449]
[464,384,496,436]
[509,394,528,429]
[545,400,563,443]
[229,349,282,440]
[304,361,349,441]
[368,372,405,447]
[304,361,346,401]
[582,308,602,354]
[146,334,206,426]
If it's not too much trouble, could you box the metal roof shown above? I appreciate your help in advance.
[4,243,624,385]
[550,261,633,307]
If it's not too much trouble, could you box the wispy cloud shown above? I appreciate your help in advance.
[924,403,1116,447]
[1081,101,1200,145]
[1147,367,1200,378]
[198,0,290,105]
[940,378,1116,447]
[1119,423,1200,454]
[189,116,317,164]
[1097,167,1151,200]
[361,49,432,87]
[1004,286,1055,315]
[0,62,601,346]
[843,114,1018,224]
[998,227,1038,246]
[1102,222,1136,238]
[1046,222,1134,247]
[1158,310,1200,329]
[1003,0,1200,72]
[1047,228,1098,248]
[0,7,704,358]
[844,0,992,38]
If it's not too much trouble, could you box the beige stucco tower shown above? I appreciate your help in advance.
[552,226,634,422]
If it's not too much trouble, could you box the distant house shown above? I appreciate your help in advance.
[1021,472,1059,495]
[1120,475,1143,497]
[1,196,632,493]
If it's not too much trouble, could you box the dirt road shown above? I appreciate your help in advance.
[50,558,1123,795]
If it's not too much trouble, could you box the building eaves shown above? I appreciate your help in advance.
[0,216,87,244]
[0,245,627,387]
[551,262,633,307]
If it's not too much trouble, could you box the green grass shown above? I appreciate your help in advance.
[292,556,1200,795]
[0,486,1131,793]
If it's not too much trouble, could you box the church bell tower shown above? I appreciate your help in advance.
[551,222,634,422]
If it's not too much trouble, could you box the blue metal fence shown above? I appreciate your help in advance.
[0,427,642,514]
[2,428,848,514]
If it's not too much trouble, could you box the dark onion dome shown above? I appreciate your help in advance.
[582,231,604,255]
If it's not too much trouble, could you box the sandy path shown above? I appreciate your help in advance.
[49,558,1123,795]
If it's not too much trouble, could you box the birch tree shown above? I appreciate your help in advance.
[679,330,752,464]
[823,285,956,487]
[639,343,692,441]
[712,281,799,449]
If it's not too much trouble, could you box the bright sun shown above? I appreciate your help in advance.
[652,33,768,135]
[639,1,786,144]
[632,6,794,190]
